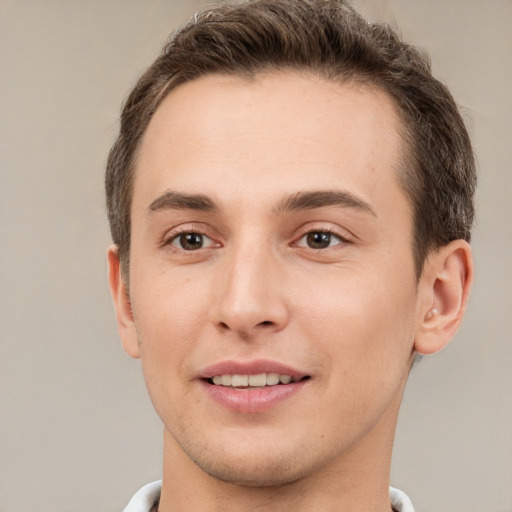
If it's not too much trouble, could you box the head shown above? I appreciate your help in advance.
[106,0,475,492]
[106,0,475,280]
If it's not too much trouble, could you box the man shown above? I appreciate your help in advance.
[105,1,475,510]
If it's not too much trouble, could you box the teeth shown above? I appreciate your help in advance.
[266,372,280,385]
[231,374,248,387]
[210,372,298,387]
[248,373,266,387]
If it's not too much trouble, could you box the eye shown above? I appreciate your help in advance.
[297,231,344,249]
[169,232,215,251]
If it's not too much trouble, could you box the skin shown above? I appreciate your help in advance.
[108,72,473,512]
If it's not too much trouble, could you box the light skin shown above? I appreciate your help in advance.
[108,72,473,512]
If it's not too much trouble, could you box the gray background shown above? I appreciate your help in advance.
[0,1,510,511]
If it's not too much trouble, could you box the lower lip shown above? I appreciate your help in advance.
[201,379,308,413]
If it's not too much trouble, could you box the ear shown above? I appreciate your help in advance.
[107,245,140,359]
[415,240,474,355]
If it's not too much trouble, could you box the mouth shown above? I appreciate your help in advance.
[199,360,312,414]
[199,360,311,412]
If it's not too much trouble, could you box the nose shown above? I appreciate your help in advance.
[209,242,290,339]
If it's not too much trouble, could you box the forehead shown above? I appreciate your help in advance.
[133,71,408,219]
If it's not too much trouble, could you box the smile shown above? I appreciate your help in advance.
[200,361,311,412]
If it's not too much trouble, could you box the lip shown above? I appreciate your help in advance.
[199,359,310,413]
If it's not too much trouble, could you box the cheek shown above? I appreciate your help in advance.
[130,271,211,393]
[295,266,418,371]
[134,299,204,426]
[132,263,210,338]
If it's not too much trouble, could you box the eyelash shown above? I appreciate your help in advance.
[294,227,351,250]
[164,228,218,252]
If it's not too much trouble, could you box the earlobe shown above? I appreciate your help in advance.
[107,245,140,359]
[414,240,473,355]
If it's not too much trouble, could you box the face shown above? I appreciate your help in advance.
[112,72,427,486]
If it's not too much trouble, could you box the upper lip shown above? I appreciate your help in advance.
[199,359,308,380]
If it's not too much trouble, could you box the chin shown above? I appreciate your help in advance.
[192,453,309,487]
[176,429,336,488]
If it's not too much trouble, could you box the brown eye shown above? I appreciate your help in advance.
[176,233,204,250]
[305,231,335,249]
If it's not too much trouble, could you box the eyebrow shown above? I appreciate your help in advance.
[148,191,218,214]
[275,190,376,216]
[147,189,376,217]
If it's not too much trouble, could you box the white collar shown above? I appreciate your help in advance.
[123,481,415,512]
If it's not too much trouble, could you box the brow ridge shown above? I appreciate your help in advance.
[275,190,376,216]
[147,189,375,217]
[148,190,217,213]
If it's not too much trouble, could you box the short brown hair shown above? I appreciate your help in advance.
[106,0,476,278]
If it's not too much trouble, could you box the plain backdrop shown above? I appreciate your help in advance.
[0,1,511,511]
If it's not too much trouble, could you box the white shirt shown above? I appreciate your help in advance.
[122,480,415,511]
